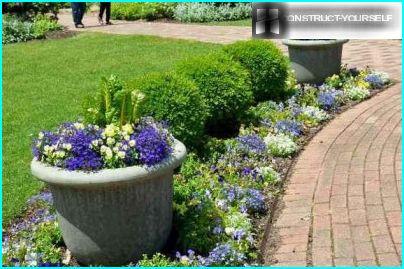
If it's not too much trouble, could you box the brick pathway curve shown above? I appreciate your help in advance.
[265,41,402,266]
[59,11,402,266]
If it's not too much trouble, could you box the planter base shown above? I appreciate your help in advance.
[283,39,349,84]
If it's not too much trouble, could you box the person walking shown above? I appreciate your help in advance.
[98,2,112,25]
[71,2,86,28]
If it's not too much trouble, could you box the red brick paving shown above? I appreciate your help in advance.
[266,41,402,266]
[58,12,402,266]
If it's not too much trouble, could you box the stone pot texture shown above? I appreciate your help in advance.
[282,39,349,84]
[31,140,187,266]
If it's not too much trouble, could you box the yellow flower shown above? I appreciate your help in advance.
[122,124,134,135]
[104,124,117,137]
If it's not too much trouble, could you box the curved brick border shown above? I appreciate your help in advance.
[264,41,402,266]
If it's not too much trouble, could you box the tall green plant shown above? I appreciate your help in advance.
[83,75,144,127]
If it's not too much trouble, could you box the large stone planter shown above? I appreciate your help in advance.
[31,140,187,266]
[282,39,349,84]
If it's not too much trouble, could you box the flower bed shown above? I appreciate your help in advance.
[2,65,391,266]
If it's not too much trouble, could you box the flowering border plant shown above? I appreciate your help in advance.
[32,117,173,171]
[4,67,391,266]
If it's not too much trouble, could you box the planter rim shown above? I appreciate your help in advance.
[282,39,349,47]
[31,139,187,187]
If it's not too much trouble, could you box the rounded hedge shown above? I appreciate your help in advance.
[223,40,290,102]
[132,72,209,147]
[176,52,253,131]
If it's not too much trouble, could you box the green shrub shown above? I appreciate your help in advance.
[223,40,291,102]
[176,52,253,132]
[132,72,209,147]
[33,222,63,264]
[173,3,251,23]
[3,14,61,44]
[111,3,176,21]
[2,15,35,44]
[3,2,62,19]
[32,15,62,38]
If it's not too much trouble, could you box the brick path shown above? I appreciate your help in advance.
[58,12,251,44]
[264,40,402,266]
[59,11,402,266]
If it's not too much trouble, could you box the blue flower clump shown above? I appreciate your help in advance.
[274,119,302,137]
[364,74,384,88]
[317,90,342,110]
[236,134,266,155]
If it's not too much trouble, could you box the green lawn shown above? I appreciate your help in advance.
[2,33,219,224]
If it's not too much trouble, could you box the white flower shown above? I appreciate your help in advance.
[63,143,72,151]
[225,227,235,235]
[122,123,134,135]
[117,151,126,159]
[106,137,115,146]
[264,133,297,157]
[91,140,99,147]
[122,145,128,150]
[55,151,66,158]
[43,145,55,155]
[100,145,108,153]
[105,148,113,160]
[344,85,370,101]
[74,123,84,130]
[38,132,44,139]
[129,140,136,147]
[104,124,117,137]
[301,106,329,122]
[124,135,130,141]
[113,147,119,153]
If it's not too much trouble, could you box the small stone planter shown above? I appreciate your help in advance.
[31,140,187,266]
[282,39,349,84]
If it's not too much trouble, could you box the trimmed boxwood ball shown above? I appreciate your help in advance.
[132,72,209,147]
[176,52,253,135]
[223,40,291,102]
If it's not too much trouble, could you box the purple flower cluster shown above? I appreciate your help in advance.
[32,118,173,171]
[245,189,266,213]
[274,120,302,137]
[236,135,266,155]
[134,126,172,166]
[65,130,103,171]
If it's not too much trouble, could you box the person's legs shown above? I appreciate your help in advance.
[105,3,111,24]
[78,3,86,23]
[99,2,106,21]
[71,2,80,25]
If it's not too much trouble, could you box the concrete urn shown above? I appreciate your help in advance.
[282,39,349,84]
[31,140,187,266]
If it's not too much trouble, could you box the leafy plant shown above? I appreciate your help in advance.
[173,3,251,23]
[3,15,35,44]
[111,3,176,21]
[32,15,62,38]
[83,75,142,127]
[223,40,291,102]
[33,222,63,264]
